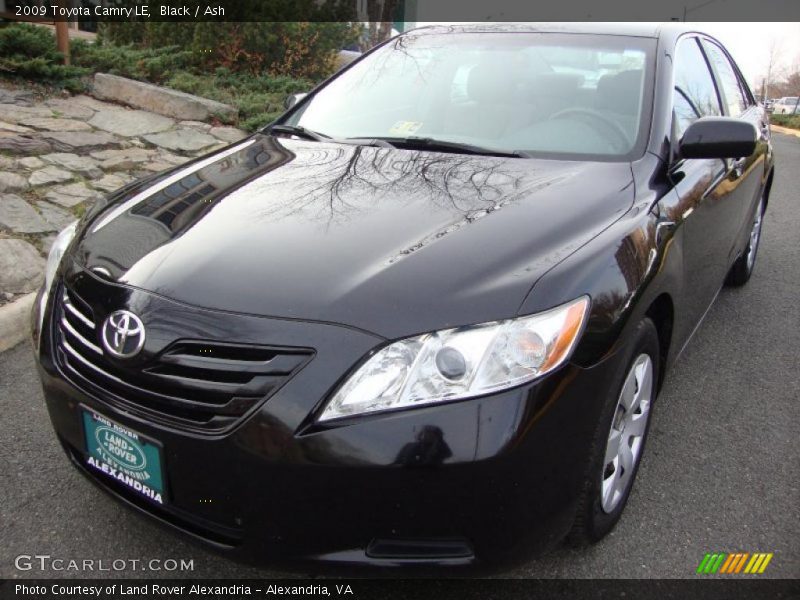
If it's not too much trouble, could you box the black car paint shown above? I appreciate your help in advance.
[33,23,774,570]
[71,136,634,339]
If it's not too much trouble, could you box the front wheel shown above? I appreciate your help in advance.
[726,195,765,287]
[568,318,659,545]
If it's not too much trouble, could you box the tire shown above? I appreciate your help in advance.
[726,195,765,287]
[567,318,659,545]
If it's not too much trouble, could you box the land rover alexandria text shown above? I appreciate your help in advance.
[13,584,346,596]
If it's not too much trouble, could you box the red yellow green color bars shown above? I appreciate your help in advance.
[697,552,774,574]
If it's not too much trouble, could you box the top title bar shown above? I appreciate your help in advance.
[4,0,800,23]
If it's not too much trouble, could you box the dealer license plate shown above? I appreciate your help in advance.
[81,407,166,505]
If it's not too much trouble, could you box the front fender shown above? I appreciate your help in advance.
[518,191,686,371]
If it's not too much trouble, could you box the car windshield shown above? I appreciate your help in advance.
[284,31,655,160]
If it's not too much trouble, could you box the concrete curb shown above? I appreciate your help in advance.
[0,292,35,353]
[770,124,800,138]
[92,73,238,122]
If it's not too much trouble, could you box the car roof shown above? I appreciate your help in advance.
[403,22,697,41]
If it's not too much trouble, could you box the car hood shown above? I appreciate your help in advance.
[73,135,634,339]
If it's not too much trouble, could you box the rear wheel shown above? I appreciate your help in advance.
[568,318,659,545]
[726,195,765,287]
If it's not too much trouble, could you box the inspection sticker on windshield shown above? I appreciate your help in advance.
[81,407,166,505]
[389,120,423,136]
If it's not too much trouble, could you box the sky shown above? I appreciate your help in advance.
[699,23,800,90]
[413,22,800,93]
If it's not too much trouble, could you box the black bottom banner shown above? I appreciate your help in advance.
[1,579,798,600]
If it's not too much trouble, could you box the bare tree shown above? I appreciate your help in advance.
[765,55,800,99]
[762,38,783,100]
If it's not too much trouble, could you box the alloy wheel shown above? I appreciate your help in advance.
[746,198,764,271]
[600,353,653,513]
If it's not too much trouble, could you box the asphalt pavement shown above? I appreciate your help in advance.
[1,134,798,580]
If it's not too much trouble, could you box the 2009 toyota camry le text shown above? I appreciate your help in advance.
[32,23,774,570]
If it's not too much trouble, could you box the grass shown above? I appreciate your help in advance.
[770,113,800,131]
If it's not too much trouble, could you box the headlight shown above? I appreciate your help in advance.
[35,221,78,336]
[319,296,590,421]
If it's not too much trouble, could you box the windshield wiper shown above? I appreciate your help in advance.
[268,124,330,142]
[268,129,526,157]
[367,136,529,158]
[340,137,397,149]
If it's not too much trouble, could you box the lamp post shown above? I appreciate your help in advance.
[682,0,722,21]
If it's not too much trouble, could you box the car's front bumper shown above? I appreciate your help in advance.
[34,271,623,570]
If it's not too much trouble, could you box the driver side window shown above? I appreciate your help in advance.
[672,38,722,138]
[673,90,699,137]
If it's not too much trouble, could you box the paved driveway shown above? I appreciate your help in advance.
[1,134,798,580]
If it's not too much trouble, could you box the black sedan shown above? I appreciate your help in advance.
[32,23,774,570]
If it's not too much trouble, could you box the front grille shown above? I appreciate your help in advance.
[53,285,313,433]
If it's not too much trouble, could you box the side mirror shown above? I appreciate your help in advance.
[679,117,757,159]
[284,93,307,110]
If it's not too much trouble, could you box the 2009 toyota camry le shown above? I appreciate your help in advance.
[32,23,774,569]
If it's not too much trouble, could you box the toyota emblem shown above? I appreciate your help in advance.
[101,310,146,358]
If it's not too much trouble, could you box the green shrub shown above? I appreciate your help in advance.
[239,110,284,131]
[165,69,311,130]
[0,24,89,90]
[770,113,800,130]
[96,21,141,46]
[99,22,198,49]
[71,39,196,84]
[0,21,336,131]
[0,22,58,56]
[99,21,358,81]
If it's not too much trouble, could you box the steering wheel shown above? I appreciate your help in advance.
[548,108,631,151]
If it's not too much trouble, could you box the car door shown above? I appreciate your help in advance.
[700,38,768,260]
[668,36,736,332]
